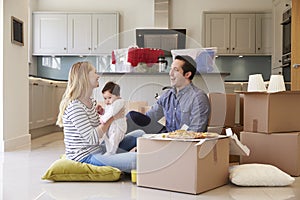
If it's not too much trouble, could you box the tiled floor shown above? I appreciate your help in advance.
[1,132,300,200]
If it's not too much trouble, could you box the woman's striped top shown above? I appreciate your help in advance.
[63,98,102,161]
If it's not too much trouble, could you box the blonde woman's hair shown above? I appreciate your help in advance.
[56,61,94,127]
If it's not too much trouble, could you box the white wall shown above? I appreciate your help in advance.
[0,0,4,151]
[1,0,30,151]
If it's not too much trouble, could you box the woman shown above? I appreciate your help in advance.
[56,61,144,172]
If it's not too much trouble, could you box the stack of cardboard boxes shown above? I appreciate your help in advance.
[208,93,244,163]
[240,91,300,176]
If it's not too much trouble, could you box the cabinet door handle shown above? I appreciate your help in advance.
[88,47,91,50]
[64,47,67,50]
[257,47,261,50]
[227,47,229,50]
[33,83,38,86]
[232,47,235,50]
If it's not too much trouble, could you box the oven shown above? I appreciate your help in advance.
[281,8,291,82]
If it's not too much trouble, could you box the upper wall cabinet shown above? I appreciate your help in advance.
[32,12,119,56]
[255,13,273,54]
[33,13,68,55]
[92,14,119,54]
[204,12,272,55]
[67,14,92,54]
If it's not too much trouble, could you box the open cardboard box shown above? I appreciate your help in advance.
[240,91,300,133]
[137,135,230,194]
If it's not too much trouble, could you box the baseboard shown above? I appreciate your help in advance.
[30,124,62,139]
[4,134,31,151]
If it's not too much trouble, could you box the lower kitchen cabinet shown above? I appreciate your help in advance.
[29,78,66,130]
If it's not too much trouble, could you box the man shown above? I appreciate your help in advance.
[146,55,210,132]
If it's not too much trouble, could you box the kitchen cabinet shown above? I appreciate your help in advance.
[256,13,273,54]
[272,0,292,72]
[29,78,67,130]
[291,0,300,90]
[67,14,92,54]
[92,13,119,54]
[204,12,272,55]
[32,13,68,55]
[32,12,119,55]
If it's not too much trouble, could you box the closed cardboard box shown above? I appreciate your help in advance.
[137,137,229,194]
[208,93,236,127]
[240,131,300,176]
[243,91,300,133]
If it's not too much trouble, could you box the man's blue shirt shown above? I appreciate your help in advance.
[146,83,210,132]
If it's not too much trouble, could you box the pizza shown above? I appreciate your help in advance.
[167,130,219,139]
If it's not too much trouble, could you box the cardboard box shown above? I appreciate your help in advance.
[239,94,244,125]
[140,106,151,114]
[240,131,300,176]
[243,91,300,133]
[137,137,229,194]
[125,101,148,113]
[208,93,236,127]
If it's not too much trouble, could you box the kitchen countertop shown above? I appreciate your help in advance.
[29,72,230,82]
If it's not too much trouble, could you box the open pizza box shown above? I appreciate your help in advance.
[142,126,250,157]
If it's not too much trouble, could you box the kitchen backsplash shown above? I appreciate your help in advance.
[215,56,271,81]
[36,55,271,81]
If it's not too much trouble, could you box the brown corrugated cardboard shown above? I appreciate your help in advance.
[239,94,244,125]
[208,93,237,127]
[137,137,229,194]
[240,131,300,176]
[242,91,300,133]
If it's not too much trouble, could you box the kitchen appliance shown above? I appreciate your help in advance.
[136,29,186,56]
[281,7,291,83]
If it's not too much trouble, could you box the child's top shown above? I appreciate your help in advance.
[100,98,125,123]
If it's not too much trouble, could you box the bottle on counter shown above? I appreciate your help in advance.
[158,56,168,72]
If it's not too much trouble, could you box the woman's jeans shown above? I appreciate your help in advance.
[80,129,144,173]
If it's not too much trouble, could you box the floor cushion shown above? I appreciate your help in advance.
[42,158,121,182]
[229,163,295,186]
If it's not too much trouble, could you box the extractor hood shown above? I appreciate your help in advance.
[154,0,169,28]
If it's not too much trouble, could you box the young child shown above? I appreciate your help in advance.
[100,81,127,155]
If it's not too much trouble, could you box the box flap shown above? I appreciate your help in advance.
[226,128,250,156]
[235,91,300,95]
